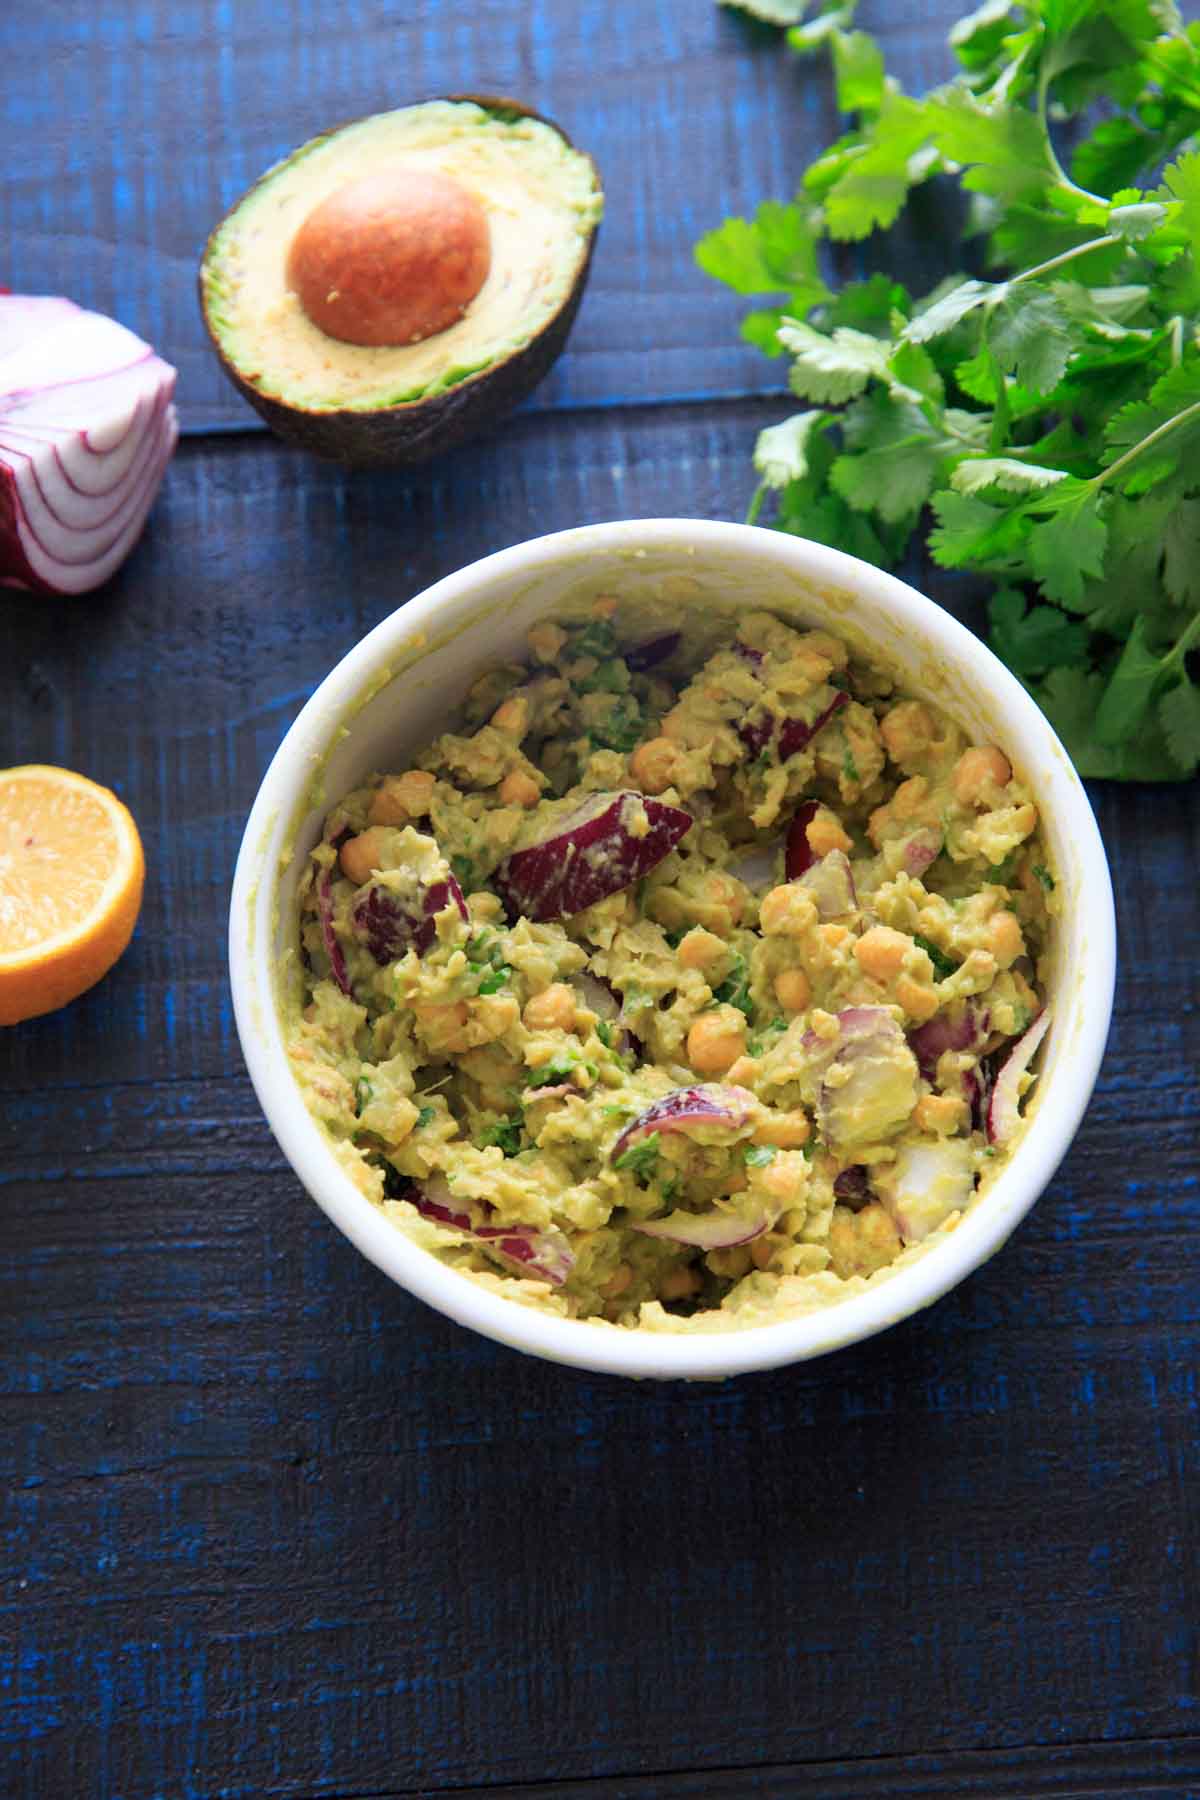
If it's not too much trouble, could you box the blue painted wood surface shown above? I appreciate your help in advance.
[2,3,1199,1798]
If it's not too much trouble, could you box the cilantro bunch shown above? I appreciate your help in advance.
[700,0,1200,779]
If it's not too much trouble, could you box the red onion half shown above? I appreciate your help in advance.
[0,296,177,595]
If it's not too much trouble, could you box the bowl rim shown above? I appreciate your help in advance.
[229,518,1116,1380]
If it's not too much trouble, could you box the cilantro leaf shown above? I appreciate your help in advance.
[988,287,1075,395]
[1027,496,1108,608]
[695,200,826,301]
[925,88,1056,205]
[754,411,828,487]
[951,458,1070,497]
[614,1132,662,1179]
[912,934,960,979]
[743,1143,778,1167]
[905,277,998,345]
[478,1116,524,1157]
[988,587,1091,675]
[780,318,891,402]
[1158,675,1200,776]
[831,29,885,115]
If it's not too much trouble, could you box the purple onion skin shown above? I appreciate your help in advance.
[785,800,822,880]
[624,632,681,674]
[908,1004,991,1084]
[495,791,692,923]
[611,1084,755,1159]
[738,689,849,764]
[317,870,351,995]
[963,1063,995,1134]
[351,873,468,965]
[778,689,850,762]
[733,642,765,669]
[833,1165,873,1208]
[403,1184,572,1285]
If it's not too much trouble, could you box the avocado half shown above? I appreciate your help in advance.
[199,98,602,467]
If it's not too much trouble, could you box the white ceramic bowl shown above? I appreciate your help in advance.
[229,520,1115,1380]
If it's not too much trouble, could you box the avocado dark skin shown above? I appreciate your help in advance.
[198,97,601,469]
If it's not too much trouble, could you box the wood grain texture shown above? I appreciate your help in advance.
[4,0,1200,1794]
[0,0,961,435]
[3,418,1198,1799]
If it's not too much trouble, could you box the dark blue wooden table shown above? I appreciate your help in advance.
[3,5,1198,1797]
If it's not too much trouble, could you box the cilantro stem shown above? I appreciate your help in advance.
[1163,608,1200,672]
[746,480,768,527]
[1170,316,1184,369]
[1091,399,1200,493]
[1011,234,1119,288]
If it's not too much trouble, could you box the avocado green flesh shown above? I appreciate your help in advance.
[202,101,602,414]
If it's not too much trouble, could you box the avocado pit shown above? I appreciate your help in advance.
[286,166,492,348]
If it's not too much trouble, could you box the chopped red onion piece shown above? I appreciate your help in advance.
[351,871,467,963]
[877,1140,975,1242]
[404,1178,574,1286]
[778,689,850,762]
[988,1008,1052,1146]
[0,296,177,595]
[317,869,351,996]
[784,801,821,880]
[611,1084,758,1159]
[833,1165,873,1208]
[634,1205,772,1250]
[805,1008,919,1151]
[624,631,681,673]
[495,790,692,922]
[908,1003,991,1083]
[901,827,942,879]
[797,848,856,918]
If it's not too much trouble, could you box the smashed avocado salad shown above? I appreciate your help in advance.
[287,598,1058,1334]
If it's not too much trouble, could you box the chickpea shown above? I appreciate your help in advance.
[953,745,1012,807]
[819,922,850,949]
[828,1202,901,1280]
[805,807,853,858]
[498,769,540,808]
[867,802,893,848]
[628,736,679,795]
[368,769,435,826]
[475,994,521,1040]
[413,1001,471,1054]
[678,927,727,972]
[750,1234,778,1270]
[724,1055,759,1087]
[522,983,577,1033]
[988,910,1025,966]
[854,925,910,982]
[892,776,929,822]
[801,629,847,668]
[753,1109,811,1149]
[659,1265,702,1302]
[774,967,811,1013]
[528,621,567,664]
[491,694,530,737]
[468,891,504,924]
[914,1093,967,1135]
[880,700,935,765]
[339,827,388,886]
[659,706,690,744]
[759,883,816,938]
[687,1006,747,1075]
[895,974,940,1022]
[757,1151,809,1206]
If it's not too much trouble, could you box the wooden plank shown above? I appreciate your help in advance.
[2,377,1197,1800]
[0,0,967,434]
